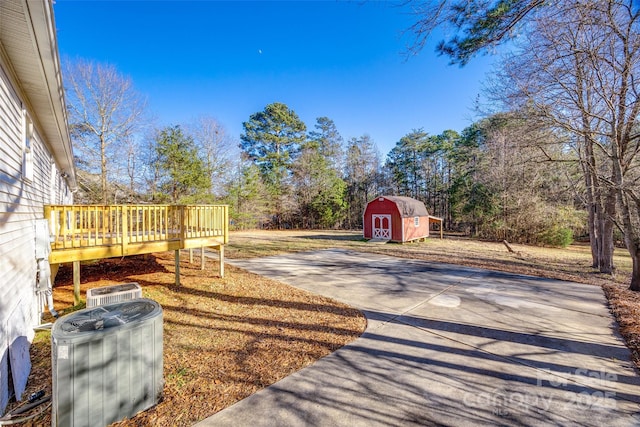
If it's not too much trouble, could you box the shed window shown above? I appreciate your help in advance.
[22,109,34,182]
[414,216,420,227]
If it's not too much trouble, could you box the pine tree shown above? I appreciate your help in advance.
[154,125,210,203]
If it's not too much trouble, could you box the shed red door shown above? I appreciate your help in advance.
[372,214,391,239]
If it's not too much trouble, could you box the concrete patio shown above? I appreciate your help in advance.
[196,249,640,426]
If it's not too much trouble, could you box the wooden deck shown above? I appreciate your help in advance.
[45,204,229,304]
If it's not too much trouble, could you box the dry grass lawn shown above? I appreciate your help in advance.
[7,229,640,426]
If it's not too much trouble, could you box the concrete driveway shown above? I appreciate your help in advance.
[196,249,640,426]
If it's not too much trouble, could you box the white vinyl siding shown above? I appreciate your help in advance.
[0,57,71,412]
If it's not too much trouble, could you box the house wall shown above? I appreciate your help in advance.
[401,216,430,242]
[0,57,72,413]
[391,212,404,242]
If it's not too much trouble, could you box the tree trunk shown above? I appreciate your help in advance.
[598,191,616,274]
[587,202,599,268]
[629,246,640,292]
[583,154,600,268]
[618,192,640,291]
[101,133,108,204]
[613,159,640,291]
[581,138,616,274]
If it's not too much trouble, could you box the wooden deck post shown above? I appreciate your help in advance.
[218,244,224,278]
[73,261,81,305]
[121,205,129,256]
[201,246,205,270]
[224,206,229,244]
[175,249,180,286]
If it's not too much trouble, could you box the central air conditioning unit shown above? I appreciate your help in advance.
[86,282,143,307]
[51,298,163,427]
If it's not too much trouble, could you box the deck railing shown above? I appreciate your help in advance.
[44,204,228,264]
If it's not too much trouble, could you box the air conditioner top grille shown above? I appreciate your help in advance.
[86,282,143,307]
[54,299,161,338]
[89,282,140,296]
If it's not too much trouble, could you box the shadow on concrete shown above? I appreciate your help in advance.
[196,250,640,426]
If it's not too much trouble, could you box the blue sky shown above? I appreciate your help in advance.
[53,0,495,157]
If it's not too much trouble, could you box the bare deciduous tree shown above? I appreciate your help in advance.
[187,116,237,199]
[493,1,640,287]
[344,135,383,228]
[407,1,640,287]
[63,58,147,203]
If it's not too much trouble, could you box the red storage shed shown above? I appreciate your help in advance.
[363,196,442,242]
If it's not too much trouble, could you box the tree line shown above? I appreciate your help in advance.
[62,70,583,245]
[405,0,640,289]
[63,0,640,290]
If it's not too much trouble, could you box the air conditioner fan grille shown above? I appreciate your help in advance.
[59,300,157,333]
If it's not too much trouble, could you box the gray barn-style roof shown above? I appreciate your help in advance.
[381,196,429,218]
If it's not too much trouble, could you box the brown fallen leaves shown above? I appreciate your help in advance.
[10,252,365,426]
[603,282,640,369]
